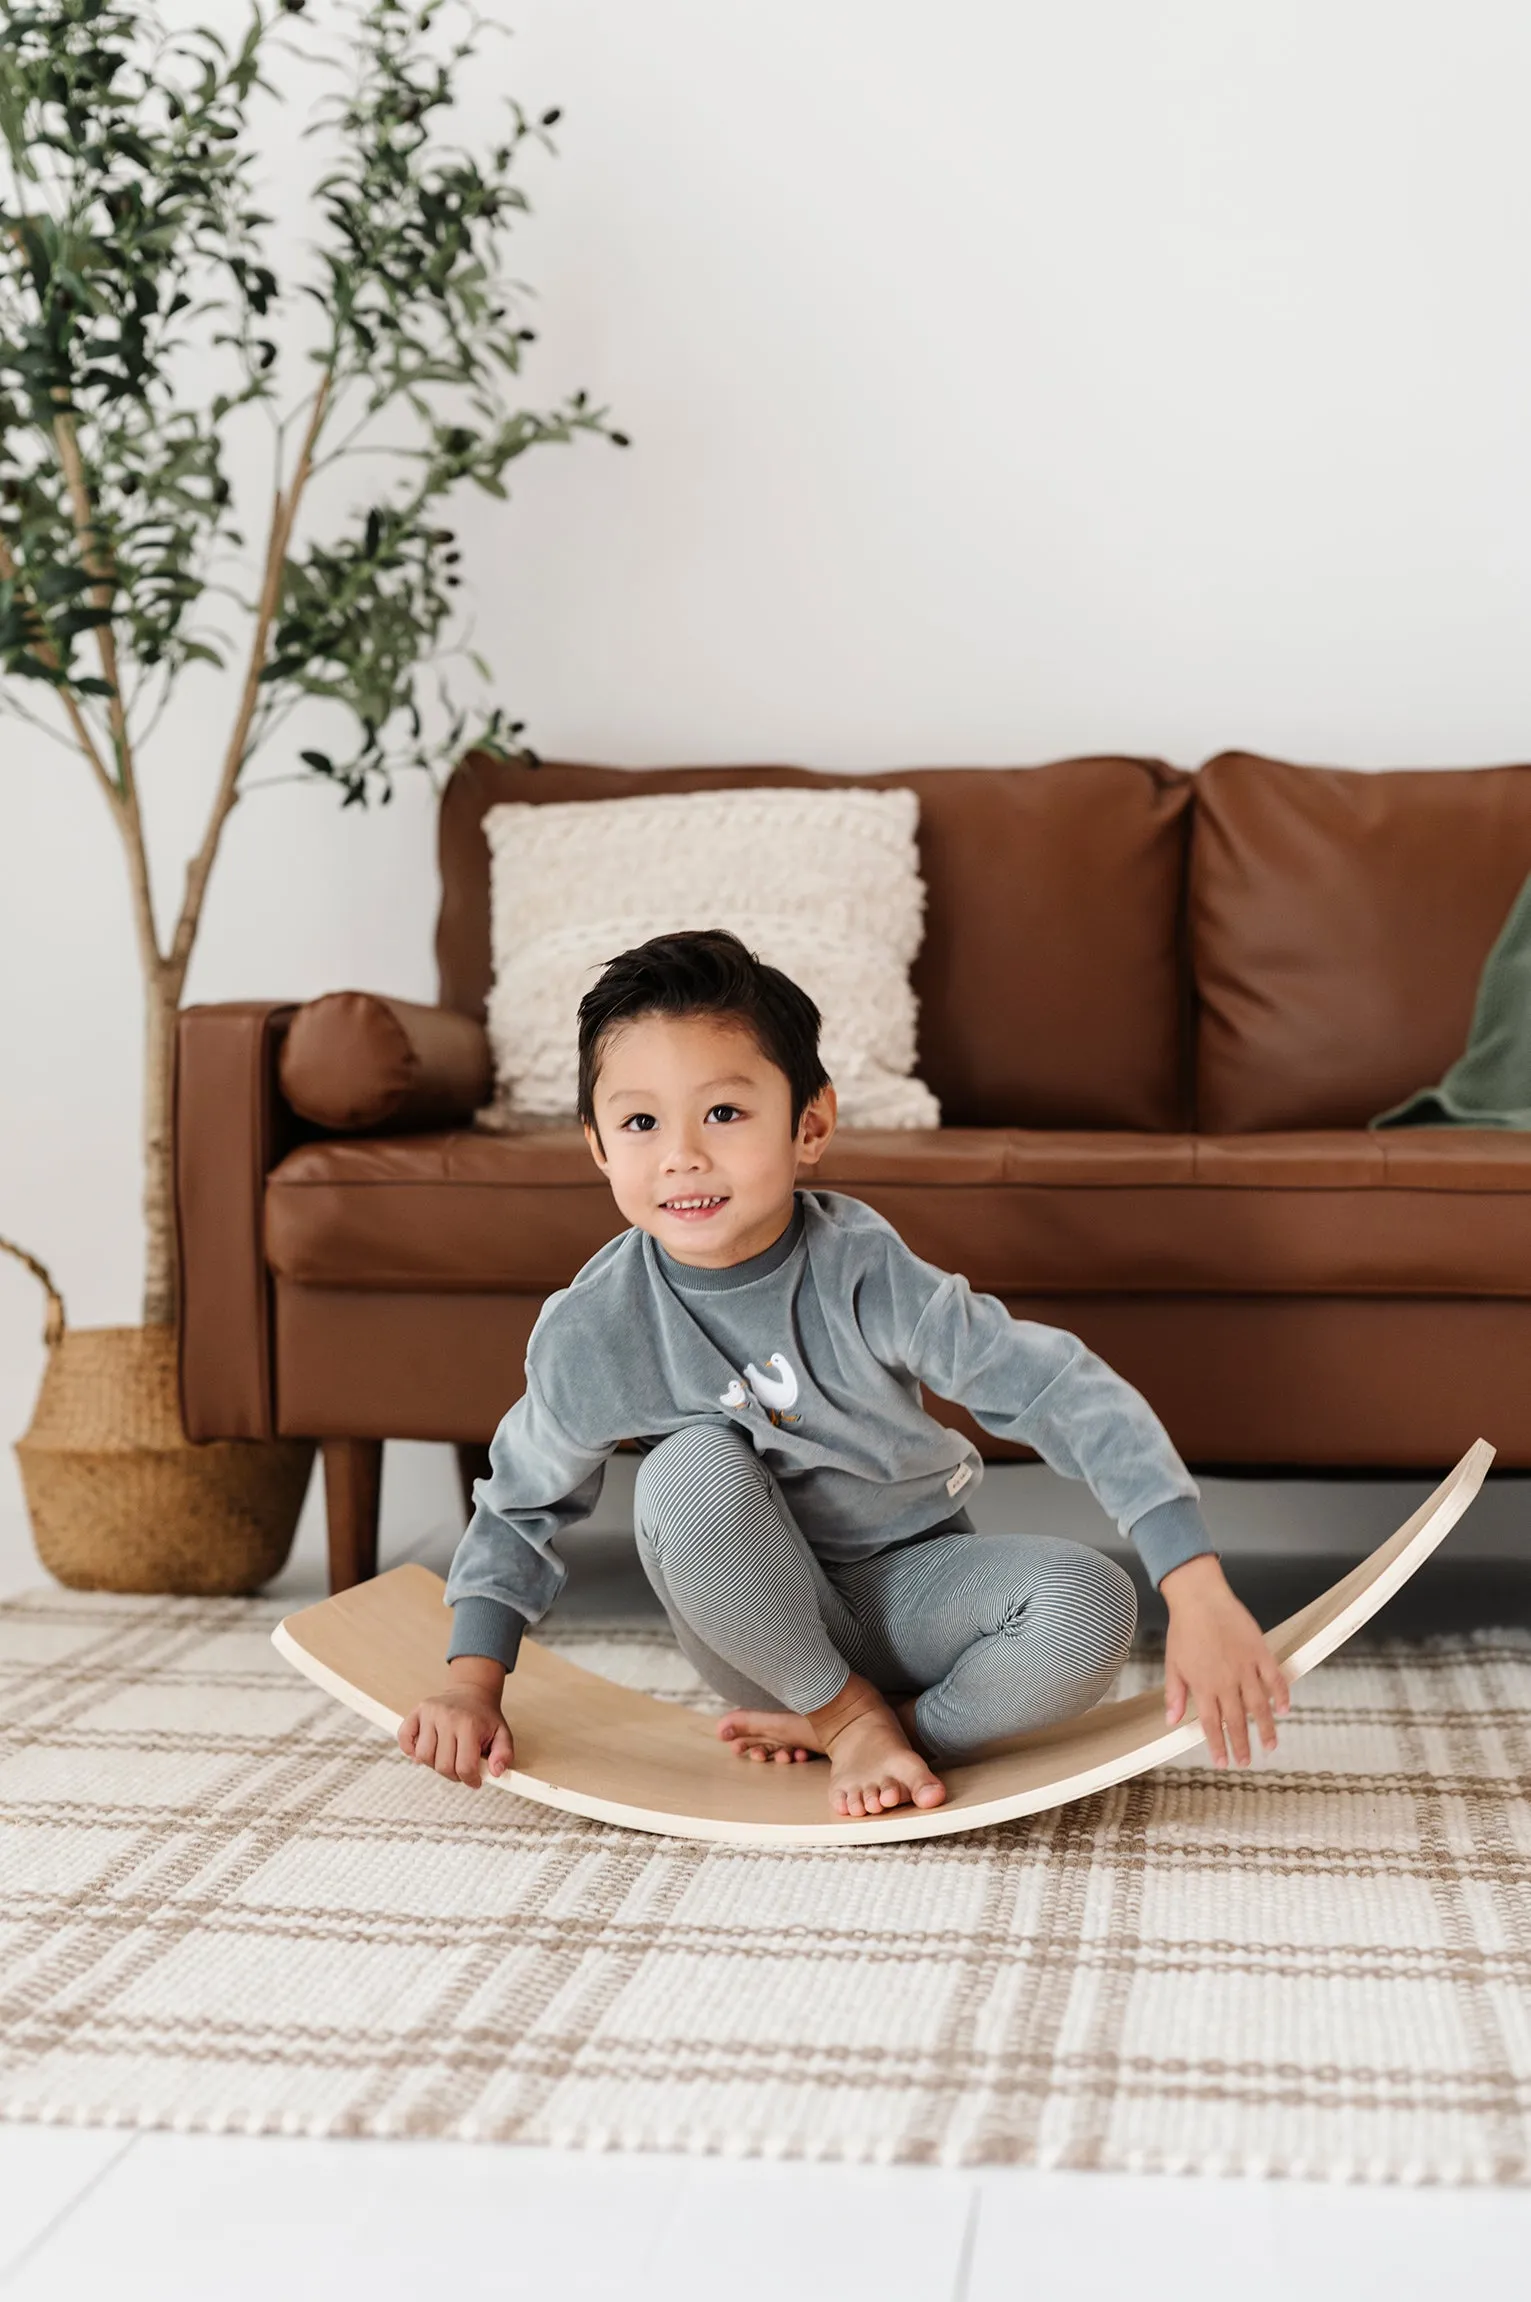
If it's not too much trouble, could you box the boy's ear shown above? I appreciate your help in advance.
[795,1081,837,1169]
[582,1118,608,1172]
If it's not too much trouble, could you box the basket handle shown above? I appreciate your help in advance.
[0,1236,66,1348]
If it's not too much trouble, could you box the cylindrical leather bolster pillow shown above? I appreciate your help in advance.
[279,992,492,1132]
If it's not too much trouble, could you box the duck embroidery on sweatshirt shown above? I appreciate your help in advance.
[718,1352,802,1428]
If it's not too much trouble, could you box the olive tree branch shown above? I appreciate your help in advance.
[167,362,333,981]
[50,401,131,792]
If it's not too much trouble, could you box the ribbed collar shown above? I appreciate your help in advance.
[653,1194,806,1293]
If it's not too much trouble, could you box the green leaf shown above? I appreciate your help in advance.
[31,564,95,604]
[51,604,117,637]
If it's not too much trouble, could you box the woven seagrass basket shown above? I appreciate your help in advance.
[4,1237,313,1595]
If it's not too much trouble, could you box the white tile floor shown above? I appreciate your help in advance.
[6,2127,1531,2299]
[3,1450,1528,2299]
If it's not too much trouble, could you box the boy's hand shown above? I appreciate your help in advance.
[398,1654,513,1788]
[1159,1553,1290,1768]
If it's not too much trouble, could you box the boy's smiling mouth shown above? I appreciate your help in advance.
[660,1193,729,1220]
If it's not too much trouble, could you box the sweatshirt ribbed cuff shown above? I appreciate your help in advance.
[1130,1495,1217,1588]
[447,1595,527,1672]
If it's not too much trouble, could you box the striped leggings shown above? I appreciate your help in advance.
[632,1424,1137,1767]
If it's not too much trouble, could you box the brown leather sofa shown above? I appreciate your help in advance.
[174,748,1531,1591]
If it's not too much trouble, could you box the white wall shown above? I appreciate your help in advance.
[6,0,1531,1562]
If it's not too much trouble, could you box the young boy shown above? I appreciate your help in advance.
[401,928,1290,1819]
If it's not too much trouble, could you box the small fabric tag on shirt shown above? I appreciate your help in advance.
[946,1462,973,1497]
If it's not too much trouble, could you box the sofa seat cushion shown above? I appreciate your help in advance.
[263,1125,1531,1300]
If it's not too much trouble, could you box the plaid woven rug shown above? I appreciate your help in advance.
[2,1588,1529,2180]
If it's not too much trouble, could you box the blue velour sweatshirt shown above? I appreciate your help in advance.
[444,1189,1215,1670]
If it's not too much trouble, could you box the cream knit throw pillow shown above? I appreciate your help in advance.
[478,784,941,1131]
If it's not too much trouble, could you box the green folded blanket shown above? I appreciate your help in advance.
[1372,871,1531,1129]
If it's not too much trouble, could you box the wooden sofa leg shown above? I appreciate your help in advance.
[323,1439,382,1593]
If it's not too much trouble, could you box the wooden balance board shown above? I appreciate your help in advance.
[273,1437,1494,1848]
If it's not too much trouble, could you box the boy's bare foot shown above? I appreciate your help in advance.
[719,1678,946,1817]
[717,1707,822,1763]
[810,1673,946,1819]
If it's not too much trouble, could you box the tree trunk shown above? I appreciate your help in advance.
[141,969,182,1328]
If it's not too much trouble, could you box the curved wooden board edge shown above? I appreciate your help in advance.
[272,1437,1495,1849]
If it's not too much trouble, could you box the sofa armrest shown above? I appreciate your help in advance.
[174,1000,303,1441]
[278,992,493,1133]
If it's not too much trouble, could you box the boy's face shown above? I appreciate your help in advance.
[582,1012,836,1267]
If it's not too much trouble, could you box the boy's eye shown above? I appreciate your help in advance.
[620,1104,742,1133]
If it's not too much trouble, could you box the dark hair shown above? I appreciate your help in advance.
[577,927,831,1144]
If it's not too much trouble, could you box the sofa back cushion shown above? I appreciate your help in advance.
[437,753,1194,1130]
[1192,751,1531,1131]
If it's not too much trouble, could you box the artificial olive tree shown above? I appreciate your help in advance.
[0,0,625,1324]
